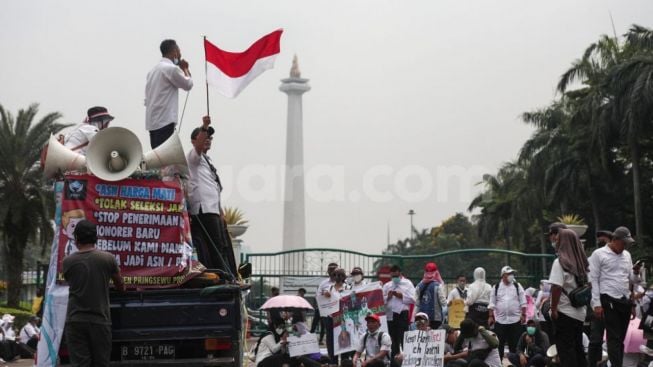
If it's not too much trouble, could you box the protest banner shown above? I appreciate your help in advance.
[56,174,200,288]
[448,298,466,328]
[288,333,320,357]
[332,283,388,355]
[401,329,445,367]
[316,292,340,316]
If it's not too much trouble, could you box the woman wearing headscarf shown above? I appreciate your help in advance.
[548,228,589,367]
[415,262,447,329]
[466,267,493,327]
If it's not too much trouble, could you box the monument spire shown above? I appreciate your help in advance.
[280,55,310,253]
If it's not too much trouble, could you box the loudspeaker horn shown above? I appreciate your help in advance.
[43,134,87,178]
[142,133,188,170]
[86,127,143,181]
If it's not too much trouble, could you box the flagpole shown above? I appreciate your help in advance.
[203,35,210,116]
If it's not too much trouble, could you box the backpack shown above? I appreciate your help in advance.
[561,275,592,308]
[494,282,521,297]
[362,331,388,360]
[248,331,271,362]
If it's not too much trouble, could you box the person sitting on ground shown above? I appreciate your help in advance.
[254,321,321,367]
[507,320,549,367]
[352,314,392,367]
[18,316,40,358]
[394,312,431,366]
[0,314,19,362]
[443,324,469,367]
[455,319,502,367]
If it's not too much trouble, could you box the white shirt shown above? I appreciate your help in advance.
[1,325,15,341]
[254,334,284,365]
[447,286,468,303]
[64,123,99,155]
[145,58,193,131]
[356,329,391,360]
[383,278,416,320]
[489,281,526,324]
[466,282,492,306]
[588,245,641,308]
[186,149,221,215]
[19,323,39,342]
[548,259,587,322]
[318,278,334,296]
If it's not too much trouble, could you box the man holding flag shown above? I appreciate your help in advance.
[145,39,193,148]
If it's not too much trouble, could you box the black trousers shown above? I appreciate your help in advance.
[553,312,587,367]
[388,311,409,360]
[323,316,337,363]
[493,321,523,361]
[149,122,175,149]
[587,312,605,367]
[190,212,237,275]
[65,322,112,367]
[601,294,632,367]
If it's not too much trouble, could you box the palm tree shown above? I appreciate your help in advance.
[0,103,67,307]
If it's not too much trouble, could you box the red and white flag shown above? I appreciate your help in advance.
[204,29,283,98]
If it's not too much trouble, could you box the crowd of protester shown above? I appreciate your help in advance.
[254,223,653,367]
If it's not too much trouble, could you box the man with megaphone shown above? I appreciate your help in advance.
[186,116,237,276]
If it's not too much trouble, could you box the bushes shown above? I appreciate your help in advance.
[0,306,34,330]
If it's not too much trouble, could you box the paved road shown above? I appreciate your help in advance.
[2,358,32,367]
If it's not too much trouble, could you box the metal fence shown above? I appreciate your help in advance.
[0,262,47,308]
[242,247,556,334]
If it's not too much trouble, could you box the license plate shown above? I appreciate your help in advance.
[121,343,176,360]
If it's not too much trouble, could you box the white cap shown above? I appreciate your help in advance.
[501,266,516,276]
[415,312,429,321]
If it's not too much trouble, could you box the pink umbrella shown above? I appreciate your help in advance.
[625,317,646,353]
[260,295,314,311]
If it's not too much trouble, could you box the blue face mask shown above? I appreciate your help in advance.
[392,276,401,284]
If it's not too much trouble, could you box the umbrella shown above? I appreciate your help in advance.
[624,317,646,353]
[260,295,314,311]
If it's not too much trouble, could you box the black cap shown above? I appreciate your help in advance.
[613,226,635,245]
[547,222,568,235]
[86,106,114,123]
[191,126,215,140]
[596,230,613,239]
[73,219,97,244]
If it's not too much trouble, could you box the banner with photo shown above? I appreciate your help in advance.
[56,174,201,288]
[332,283,388,355]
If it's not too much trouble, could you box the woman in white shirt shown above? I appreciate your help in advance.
[466,267,493,327]
[548,228,589,367]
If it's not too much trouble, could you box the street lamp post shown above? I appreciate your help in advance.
[408,209,415,241]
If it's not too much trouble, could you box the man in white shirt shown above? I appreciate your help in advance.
[60,106,114,155]
[447,273,469,310]
[588,226,642,367]
[352,314,391,367]
[349,266,368,291]
[187,116,236,275]
[314,262,338,361]
[18,316,39,356]
[382,264,415,361]
[488,265,526,361]
[145,39,193,149]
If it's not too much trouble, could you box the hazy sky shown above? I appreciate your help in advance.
[1,1,652,256]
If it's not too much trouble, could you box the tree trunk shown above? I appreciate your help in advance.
[6,234,26,308]
[630,136,644,242]
[588,182,601,248]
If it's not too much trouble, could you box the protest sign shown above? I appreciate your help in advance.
[401,329,445,367]
[288,333,320,357]
[332,283,387,355]
[56,174,199,288]
[316,292,340,316]
[448,298,466,328]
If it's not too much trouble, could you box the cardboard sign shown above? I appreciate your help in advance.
[448,298,466,328]
[288,333,320,357]
[316,292,340,316]
[401,330,445,367]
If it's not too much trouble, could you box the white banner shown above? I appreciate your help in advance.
[316,292,340,316]
[401,330,446,367]
[288,333,320,357]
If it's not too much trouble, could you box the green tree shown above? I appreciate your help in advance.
[0,104,66,307]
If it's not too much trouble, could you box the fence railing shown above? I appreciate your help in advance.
[0,262,48,309]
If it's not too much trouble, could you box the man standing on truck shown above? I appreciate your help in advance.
[63,219,125,367]
[187,116,238,275]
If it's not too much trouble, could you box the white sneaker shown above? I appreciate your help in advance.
[641,344,653,356]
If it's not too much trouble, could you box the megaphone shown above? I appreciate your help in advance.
[142,133,188,170]
[43,135,87,178]
[86,127,143,181]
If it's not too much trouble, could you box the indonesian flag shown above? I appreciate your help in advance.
[204,29,283,98]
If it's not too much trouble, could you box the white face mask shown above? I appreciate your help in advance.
[507,275,515,283]
[173,57,179,65]
[353,275,363,283]
[551,242,557,249]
